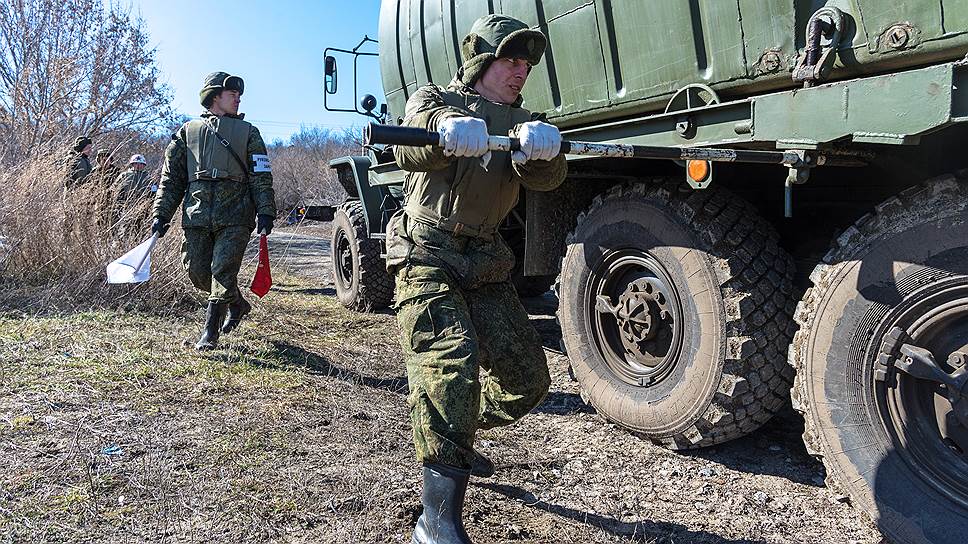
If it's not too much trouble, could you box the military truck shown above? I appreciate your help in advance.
[323,2,968,542]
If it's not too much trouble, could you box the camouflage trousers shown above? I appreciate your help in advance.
[181,226,251,303]
[396,264,550,469]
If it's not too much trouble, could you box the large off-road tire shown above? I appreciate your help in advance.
[557,181,797,449]
[330,201,393,312]
[791,173,968,544]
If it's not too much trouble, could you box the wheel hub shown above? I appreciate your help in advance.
[893,342,968,432]
[588,250,684,387]
[334,229,354,289]
[596,277,674,363]
[874,285,968,505]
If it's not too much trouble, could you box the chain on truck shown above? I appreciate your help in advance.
[321,3,968,542]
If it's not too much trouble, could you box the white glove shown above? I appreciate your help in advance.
[512,121,561,164]
[438,116,489,158]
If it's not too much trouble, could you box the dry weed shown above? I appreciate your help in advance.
[0,151,195,312]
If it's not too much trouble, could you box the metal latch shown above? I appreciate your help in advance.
[793,7,845,87]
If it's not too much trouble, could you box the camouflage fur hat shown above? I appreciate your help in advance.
[460,14,547,86]
[73,136,92,152]
[200,71,245,108]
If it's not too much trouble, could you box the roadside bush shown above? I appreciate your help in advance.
[269,127,357,216]
[0,150,196,311]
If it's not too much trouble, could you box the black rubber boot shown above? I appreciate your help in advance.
[412,464,473,544]
[195,301,227,351]
[470,450,494,479]
[221,293,251,334]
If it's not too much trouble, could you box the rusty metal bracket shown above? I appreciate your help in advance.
[793,7,845,87]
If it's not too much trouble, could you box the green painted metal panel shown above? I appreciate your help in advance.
[592,0,779,115]
[378,0,405,96]
[854,1,944,53]
[408,3,430,86]
[379,0,968,143]
[543,3,609,115]
[399,1,418,96]
[420,2,453,86]
[754,64,955,145]
[943,1,968,37]
[563,100,756,149]
[738,0,797,76]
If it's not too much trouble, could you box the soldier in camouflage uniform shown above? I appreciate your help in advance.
[116,154,155,202]
[386,15,567,544]
[152,72,276,351]
[66,136,93,188]
[91,149,121,186]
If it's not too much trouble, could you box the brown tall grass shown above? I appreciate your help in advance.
[0,151,197,311]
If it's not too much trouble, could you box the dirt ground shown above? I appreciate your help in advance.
[0,223,884,543]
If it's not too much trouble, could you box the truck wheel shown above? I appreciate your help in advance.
[330,201,394,312]
[557,181,796,449]
[791,174,968,544]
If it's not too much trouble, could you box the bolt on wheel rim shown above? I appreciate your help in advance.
[586,249,684,387]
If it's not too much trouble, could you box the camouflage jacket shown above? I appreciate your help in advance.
[153,112,276,230]
[387,77,567,287]
[116,169,155,201]
[67,153,92,188]
[393,78,567,238]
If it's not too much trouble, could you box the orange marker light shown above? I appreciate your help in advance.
[687,160,711,183]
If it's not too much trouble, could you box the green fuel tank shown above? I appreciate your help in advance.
[378,0,968,128]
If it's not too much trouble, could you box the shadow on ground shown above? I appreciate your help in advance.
[270,340,408,394]
[477,482,767,544]
[534,391,595,416]
[684,405,825,487]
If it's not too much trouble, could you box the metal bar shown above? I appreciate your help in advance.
[364,123,809,167]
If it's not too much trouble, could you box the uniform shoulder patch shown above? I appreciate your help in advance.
[252,154,271,173]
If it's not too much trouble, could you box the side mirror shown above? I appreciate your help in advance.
[360,94,377,112]
[324,56,338,94]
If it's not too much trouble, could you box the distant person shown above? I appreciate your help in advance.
[151,72,276,351]
[92,148,121,185]
[386,15,566,544]
[110,154,155,233]
[116,154,155,201]
[67,136,93,188]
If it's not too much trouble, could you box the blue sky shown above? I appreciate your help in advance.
[133,0,385,143]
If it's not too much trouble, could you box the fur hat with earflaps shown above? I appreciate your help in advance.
[459,14,547,86]
[73,136,92,153]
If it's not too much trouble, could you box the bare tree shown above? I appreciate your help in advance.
[0,0,173,162]
[269,126,361,215]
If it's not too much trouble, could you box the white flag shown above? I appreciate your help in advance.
[106,235,157,284]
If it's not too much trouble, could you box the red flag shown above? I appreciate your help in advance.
[250,234,272,297]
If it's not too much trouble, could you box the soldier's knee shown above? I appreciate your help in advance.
[517,351,551,412]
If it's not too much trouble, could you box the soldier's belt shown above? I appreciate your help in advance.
[405,203,495,241]
[193,169,243,182]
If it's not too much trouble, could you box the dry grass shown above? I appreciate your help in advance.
[0,266,882,544]
[0,272,414,543]
[0,152,195,312]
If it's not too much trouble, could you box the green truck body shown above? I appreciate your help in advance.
[380,0,968,130]
[325,3,968,542]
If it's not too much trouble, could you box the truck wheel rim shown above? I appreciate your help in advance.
[586,248,684,387]
[878,281,968,507]
[334,228,354,290]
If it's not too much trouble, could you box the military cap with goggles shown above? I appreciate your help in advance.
[199,72,245,108]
